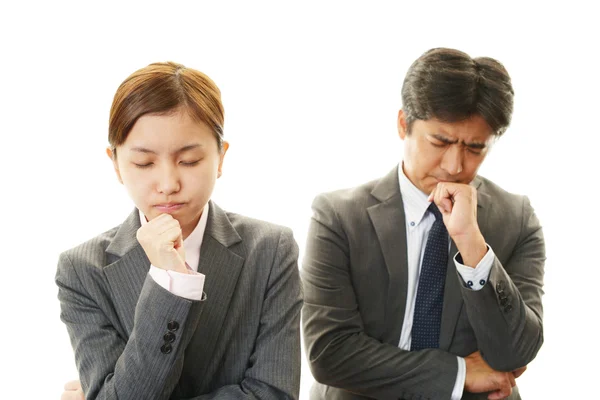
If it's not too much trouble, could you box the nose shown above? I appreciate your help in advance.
[440,145,463,176]
[156,163,181,195]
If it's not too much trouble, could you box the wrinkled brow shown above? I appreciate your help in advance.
[430,133,487,149]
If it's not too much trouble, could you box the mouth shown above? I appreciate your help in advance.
[153,203,185,213]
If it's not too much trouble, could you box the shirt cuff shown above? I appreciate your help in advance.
[148,265,206,301]
[452,356,466,400]
[454,244,495,291]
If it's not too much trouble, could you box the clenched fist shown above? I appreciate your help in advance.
[136,214,188,273]
[428,182,487,267]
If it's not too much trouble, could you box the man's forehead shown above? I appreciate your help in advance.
[417,116,494,141]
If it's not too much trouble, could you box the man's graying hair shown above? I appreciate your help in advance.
[401,48,514,136]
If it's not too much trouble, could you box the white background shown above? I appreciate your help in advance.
[1,1,598,398]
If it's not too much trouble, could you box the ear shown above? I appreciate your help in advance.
[217,141,229,179]
[397,109,408,140]
[106,147,123,184]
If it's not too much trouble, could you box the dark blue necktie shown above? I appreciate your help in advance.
[411,202,448,351]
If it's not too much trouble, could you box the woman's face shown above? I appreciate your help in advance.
[108,108,228,239]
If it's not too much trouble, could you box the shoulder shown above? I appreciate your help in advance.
[475,175,531,217]
[475,175,543,241]
[57,224,121,274]
[224,211,297,251]
[313,177,381,214]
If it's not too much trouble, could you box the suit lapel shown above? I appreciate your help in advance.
[473,177,491,239]
[104,209,149,335]
[439,177,491,350]
[183,201,245,376]
[367,166,409,345]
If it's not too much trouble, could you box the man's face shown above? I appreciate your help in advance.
[398,110,494,195]
[107,108,228,239]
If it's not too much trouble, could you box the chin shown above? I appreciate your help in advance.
[421,180,436,193]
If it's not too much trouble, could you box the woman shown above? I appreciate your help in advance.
[56,62,302,399]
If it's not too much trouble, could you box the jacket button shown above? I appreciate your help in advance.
[496,281,506,292]
[504,304,513,313]
[167,321,180,332]
[500,297,509,306]
[160,343,172,354]
[164,332,176,343]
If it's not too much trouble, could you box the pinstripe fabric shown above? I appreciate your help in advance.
[56,201,303,399]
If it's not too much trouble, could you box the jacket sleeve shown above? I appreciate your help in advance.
[56,252,205,400]
[459,196,545,371]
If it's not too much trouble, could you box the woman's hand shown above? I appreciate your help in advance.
[61,380,84,400]
[136,214,188,273]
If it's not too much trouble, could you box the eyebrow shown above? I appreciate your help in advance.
[130,144,204,155]
[430,133,487,149]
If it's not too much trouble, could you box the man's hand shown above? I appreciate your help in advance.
[465,351,526,399]
[512,365,527,379]
[136,214,187,273]
[428,182,486,267]
[61,380,84,400]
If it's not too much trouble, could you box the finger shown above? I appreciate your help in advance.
[439,197,453,214]
[62,393,84,400]
[487,390,504,400]
[427,190,435,203]
[428,185,440,206]
[158,220,181,237]
[152,213,174,223]
[489,374,513,400]
[512,365,527,379]
[487,384,512,400]
[137,215,174,238]
[465,350,481,359]
[163,226,184,244]
[151,214,178,231]
[173,232,184,249]
[61,389,84,400]
[64,380,81,390]
[429,183,450,212]
[145,213,176,231]
[487,390,501,400]
[427,187,436,202]
[508,372,516,387]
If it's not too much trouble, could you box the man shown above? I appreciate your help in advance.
[301,48,545,399]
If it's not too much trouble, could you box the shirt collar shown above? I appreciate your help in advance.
[138,203,210,255]
[398,162,432,227]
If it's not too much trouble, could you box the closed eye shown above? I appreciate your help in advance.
[430,141,447,148]
[133,162,153,168]
[430,140,483,155]
[180,159,201,166]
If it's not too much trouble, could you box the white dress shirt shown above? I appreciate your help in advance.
[141,204,209,301]
[397,164,495,399]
